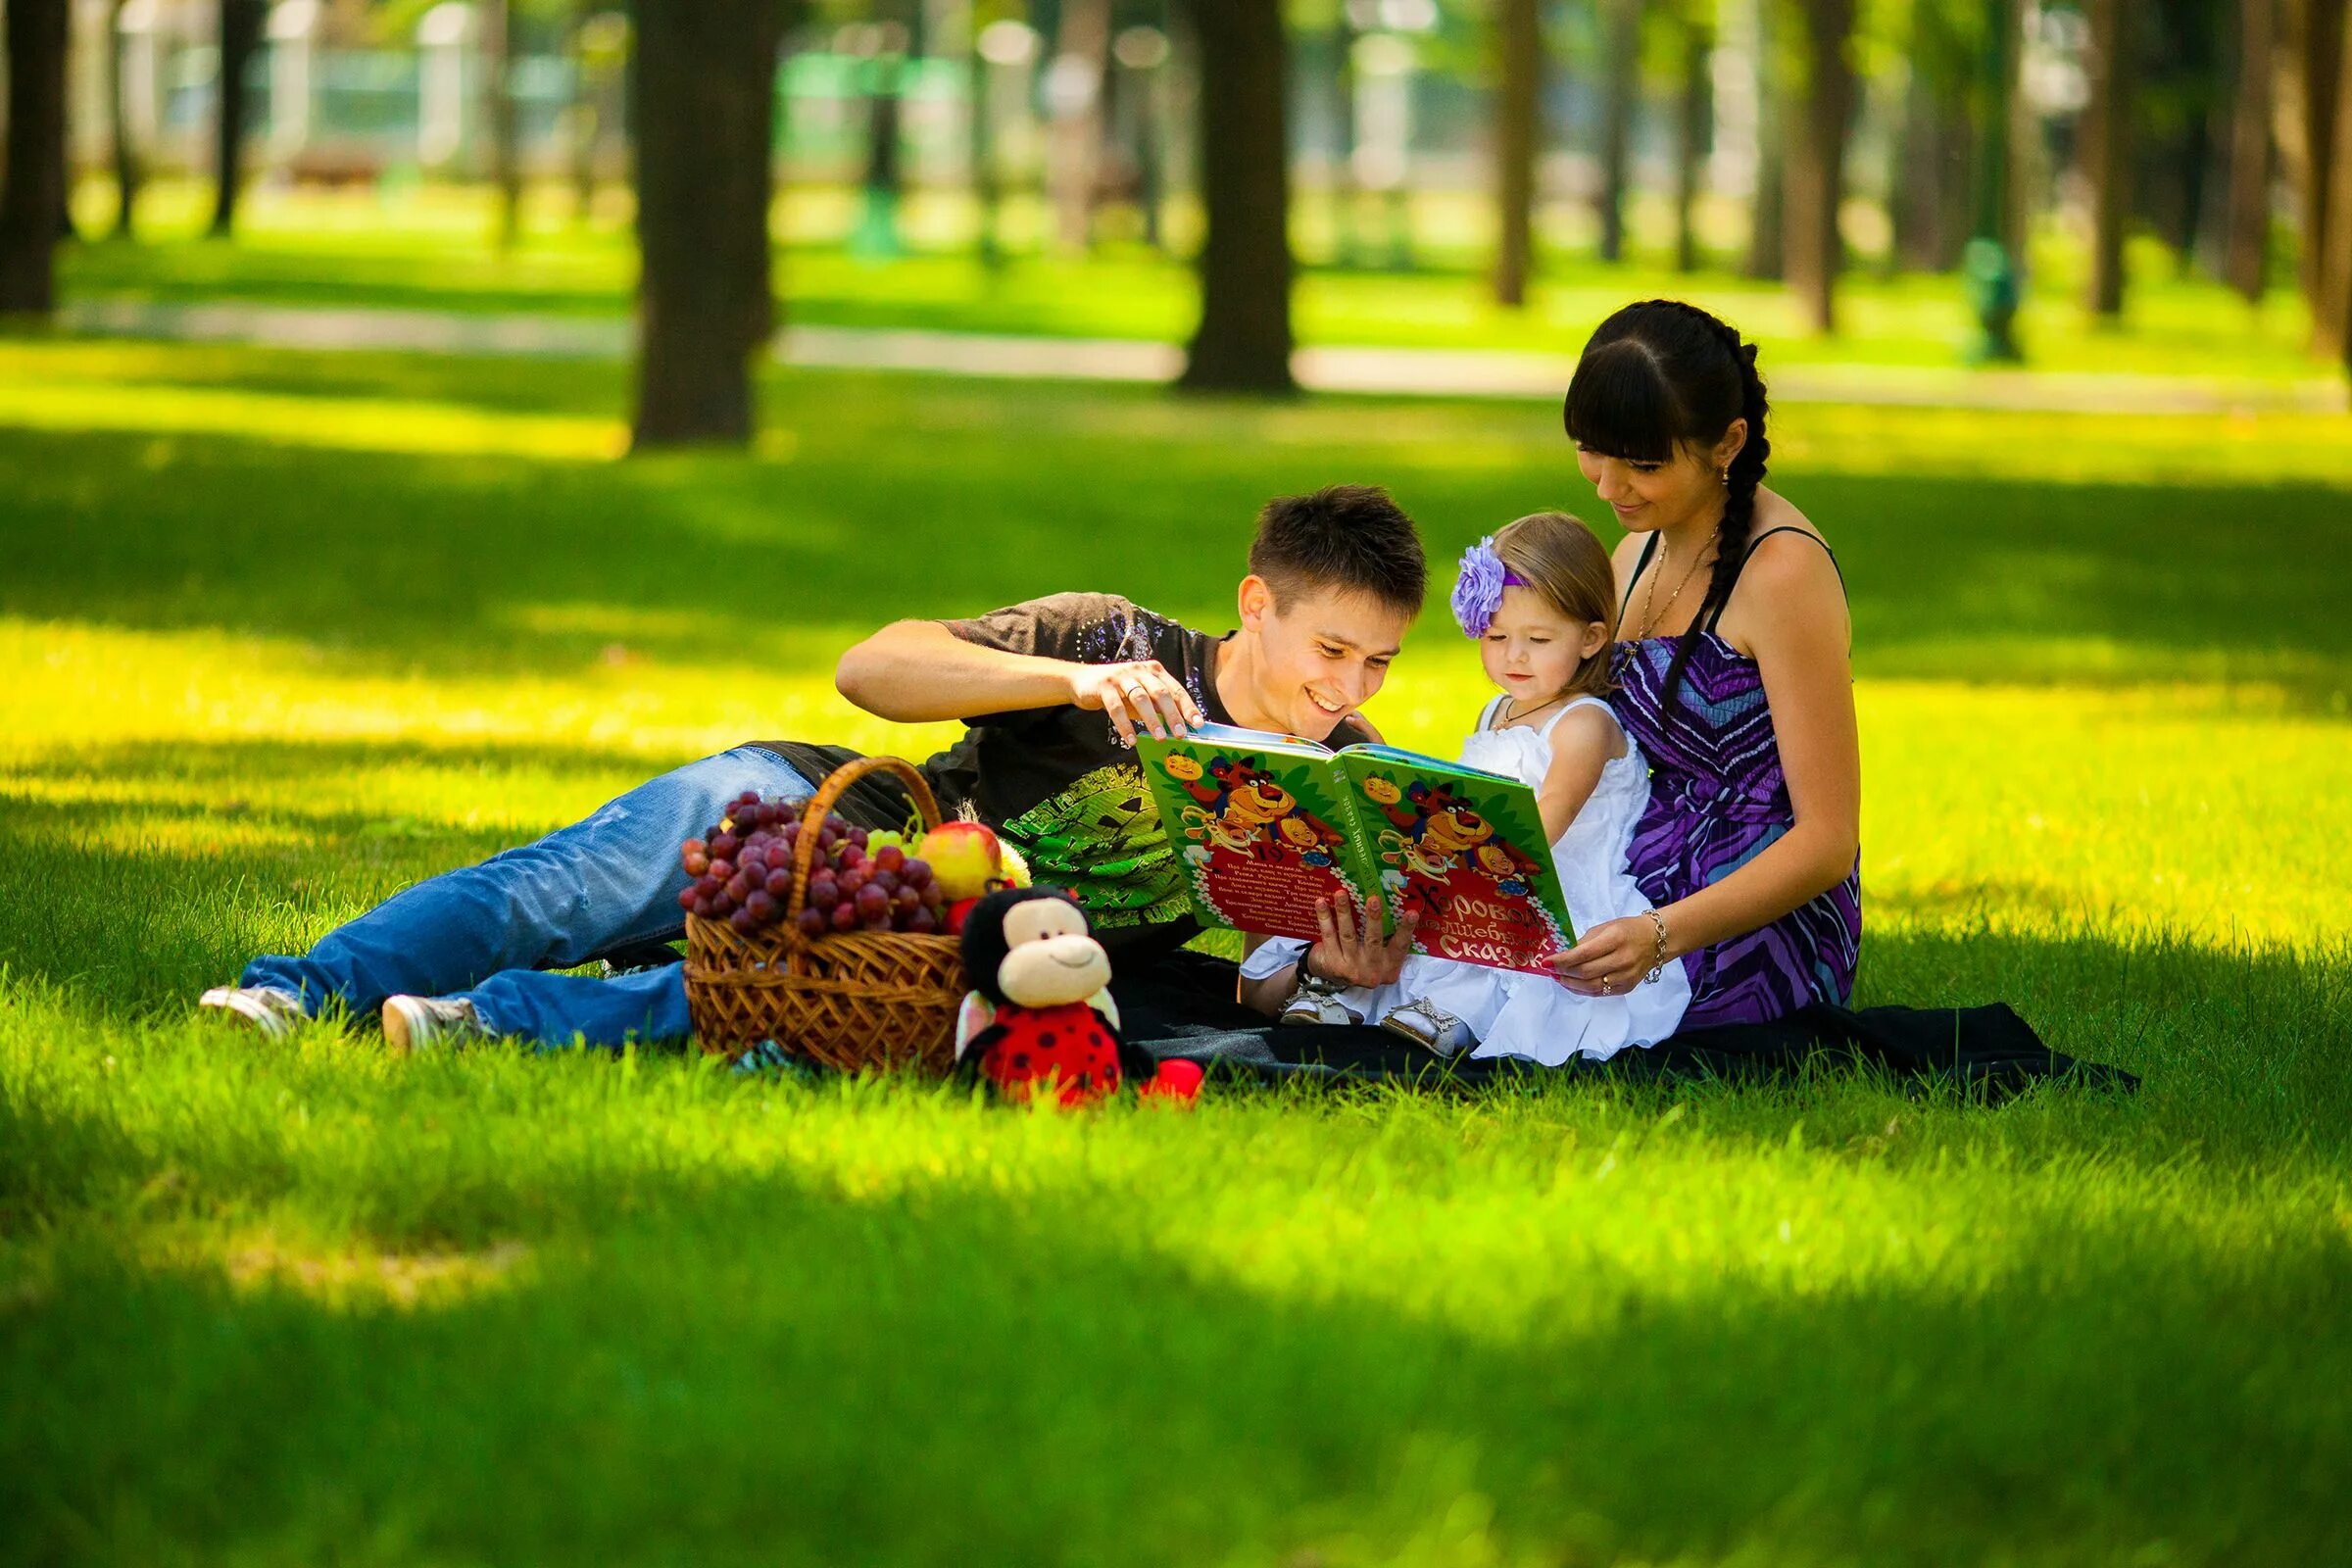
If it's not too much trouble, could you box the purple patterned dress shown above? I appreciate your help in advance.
[1609,633,1862,1027]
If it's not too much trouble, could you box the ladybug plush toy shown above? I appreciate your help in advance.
[955,887,1203,1108]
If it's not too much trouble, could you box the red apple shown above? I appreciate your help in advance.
[918,821,1004,901]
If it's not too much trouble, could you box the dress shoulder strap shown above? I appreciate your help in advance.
[1475,695,1506,732]
[1537,695,1617,739]
[1706,526,1845,633]
[1621,532,1659,620]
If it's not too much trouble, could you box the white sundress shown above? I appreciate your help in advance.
[1240,695,1692,1065]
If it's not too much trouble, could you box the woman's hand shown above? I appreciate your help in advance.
[1549,912,1674,998]
[1066,659,1205,744]
[1307,894,1417,989]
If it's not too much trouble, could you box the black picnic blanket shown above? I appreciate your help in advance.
[1109,951,2138,1103]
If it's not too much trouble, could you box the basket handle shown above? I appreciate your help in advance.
[781,756,948,932]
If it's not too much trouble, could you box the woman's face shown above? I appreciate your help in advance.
[1480,585,1605,706]
[1574,418,1746,535]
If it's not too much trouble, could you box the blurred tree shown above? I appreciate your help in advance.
[630,0,788,447]
[1783,0,1857,331]
[0,0,70,316]
[566,7,629,223]
[108,0,142,239]
[1177,0,1293,391]
[480,0,523,250]
[1492,0,1540,304]
[1886,0,1979,273]
[2081,0,2132,316]
[211,0,264,236]
[1964,0,2022,359]
[1050,0,1110,250]
[856,4,916,258]
[2224,0,2277,302]
[2278,0,2343,340]
[2133,0,2225,278]
[2317,1,2352,363]
[1743,0,1786,279]
[1592,0,1637,264]
[1328,0,1361,267]
[1669,0,1714,273]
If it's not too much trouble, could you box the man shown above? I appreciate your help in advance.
[199,486,1428,1051]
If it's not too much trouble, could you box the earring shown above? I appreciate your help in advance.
[1719,466,1730,486]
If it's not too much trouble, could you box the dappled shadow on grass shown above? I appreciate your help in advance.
[2,1113,2347,1568]
[1,372,2350,700]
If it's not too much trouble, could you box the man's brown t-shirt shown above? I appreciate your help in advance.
[762,593,1367,968]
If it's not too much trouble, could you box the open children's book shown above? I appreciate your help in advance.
[1135,723,1577,975]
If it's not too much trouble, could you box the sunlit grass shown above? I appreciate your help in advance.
[60,177,2339,385]
[3,340,2349,1564]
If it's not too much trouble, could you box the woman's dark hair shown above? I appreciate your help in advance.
[1250,484,1428,618]
[1561,300,1770,705]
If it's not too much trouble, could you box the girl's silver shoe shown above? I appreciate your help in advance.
[1378,998,1476,1057]
[1279,989,1361,1026]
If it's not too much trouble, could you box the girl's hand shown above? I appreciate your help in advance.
[1307,895,1417,989]
[1549,914,1672,998]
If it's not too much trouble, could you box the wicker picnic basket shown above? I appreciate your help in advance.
[682,755,965,1073]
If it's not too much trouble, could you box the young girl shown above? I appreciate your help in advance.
[1239,513,1690,1065]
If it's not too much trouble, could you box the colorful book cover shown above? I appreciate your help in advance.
[1135,724,1578,974]
[1336,748,1577,973]
[1133,724,1376,946]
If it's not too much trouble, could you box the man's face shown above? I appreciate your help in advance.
[1236,575,1412,736]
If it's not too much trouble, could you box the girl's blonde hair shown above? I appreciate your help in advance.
[1493,511,1618,699]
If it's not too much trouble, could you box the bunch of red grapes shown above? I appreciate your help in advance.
[677,789,950,938]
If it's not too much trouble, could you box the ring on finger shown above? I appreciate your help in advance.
[1599,976,1614,996]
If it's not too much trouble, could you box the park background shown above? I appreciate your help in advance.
[3,1,2351,1564]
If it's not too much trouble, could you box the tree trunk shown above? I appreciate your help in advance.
[1783,0,1855,332]
[1673,15,1710,273]
[1330,12,1358,266]
[1743,0,1784,280]
[1594,0,1637,264]
[108,0,141,239]
[2320,0,2352,361]
[629,0,785,448]
[2225,0,2277,300]
[481,0,522,251]
[2081,0,2132,317]
[0,0,71,316]
[210,0,263,236]
[1178,0,1293,393]
[1891,1,1973,276]
[1493,0,1539,305]
[1051,0,1109,251]
[2278,0,2345,319]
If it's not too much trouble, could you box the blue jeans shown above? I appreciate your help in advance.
[243,745,815,1051]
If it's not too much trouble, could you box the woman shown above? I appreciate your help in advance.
[1549,299,1861,1025]
[1258,299,1858,1037]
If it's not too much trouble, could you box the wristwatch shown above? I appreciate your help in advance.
[1297,952,1348,996]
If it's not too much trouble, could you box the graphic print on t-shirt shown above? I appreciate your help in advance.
[997,761,1187,933]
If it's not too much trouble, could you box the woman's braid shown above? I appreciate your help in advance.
[1658,302,1769,707]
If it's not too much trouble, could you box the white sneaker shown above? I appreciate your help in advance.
[1378,998,1477,1057]
[1279,989,1362,1027]
[381,995,489,1054]
[198,985,308,1040]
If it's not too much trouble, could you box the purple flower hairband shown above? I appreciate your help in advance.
[1450,537,1526,637]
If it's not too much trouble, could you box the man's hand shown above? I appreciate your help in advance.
[1306,894,1416,989]
[1067,659,1206,744]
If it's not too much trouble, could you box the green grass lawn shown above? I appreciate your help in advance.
[61,177,2339,385]
[3,339,2350,1565]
